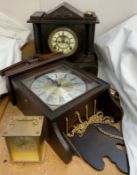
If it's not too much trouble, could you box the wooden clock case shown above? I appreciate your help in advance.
[28,3,99,74]
[1,53,122,119]
[1,54,128,173]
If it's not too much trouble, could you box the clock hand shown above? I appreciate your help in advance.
[46,76,61,87]
[46,76,58,85]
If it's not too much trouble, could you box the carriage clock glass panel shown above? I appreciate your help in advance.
[22,65,99,110]
[48,27,78,56]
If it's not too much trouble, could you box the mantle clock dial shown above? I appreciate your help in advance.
[48,27,78,56]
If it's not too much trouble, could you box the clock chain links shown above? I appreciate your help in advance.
[65,103,123,140]
[94,125,123,140]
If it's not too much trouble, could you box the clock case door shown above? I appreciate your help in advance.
[1,53,127,173]
[28,3,99,74]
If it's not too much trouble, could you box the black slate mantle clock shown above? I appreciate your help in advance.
[28,3,99,74]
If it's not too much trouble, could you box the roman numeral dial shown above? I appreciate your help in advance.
[48,27,78,56]
[30,67,86,110]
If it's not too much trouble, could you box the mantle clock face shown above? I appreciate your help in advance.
[28,3,99,74]
[48,27,78,56]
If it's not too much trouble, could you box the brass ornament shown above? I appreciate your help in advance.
[65,102,123,140]
[110,88,120,100]
[84,11,93,16]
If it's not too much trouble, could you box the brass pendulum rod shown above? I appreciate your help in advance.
[94,100,96,114]
[85,104,89,120]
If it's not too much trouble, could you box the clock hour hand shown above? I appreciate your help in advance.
[46,76,61,87]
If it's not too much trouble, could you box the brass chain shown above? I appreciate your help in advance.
[95,125,123,140]
[65,104,123,140]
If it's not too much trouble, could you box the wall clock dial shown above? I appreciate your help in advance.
[31,68,86,108]
[22,65,98,110]
[48,27,78,56]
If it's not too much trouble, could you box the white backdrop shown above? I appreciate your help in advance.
[0,0,137,36]
[95,15,137,175]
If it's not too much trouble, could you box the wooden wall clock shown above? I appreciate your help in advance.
[28,2,99,74]
[1,53,128,173]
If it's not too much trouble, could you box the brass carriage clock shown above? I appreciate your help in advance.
[3,116,45,162]
[28,2,99,74]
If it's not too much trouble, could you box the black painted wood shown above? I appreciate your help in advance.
[64,124,129,173]
[27,3,99,75]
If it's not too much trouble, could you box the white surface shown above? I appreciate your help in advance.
[0,12,30,48]
[0,0,40,35]
[0,12,30,96]
[95,15,137,175]
[0,0,137,36]
[0,36,21,95]
[40,0,137,36]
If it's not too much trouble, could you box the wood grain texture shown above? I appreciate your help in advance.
[0,96,9,121]
[21,40,35,58]
[0,98,126,175]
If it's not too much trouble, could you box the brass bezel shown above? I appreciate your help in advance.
[48,27,78,56]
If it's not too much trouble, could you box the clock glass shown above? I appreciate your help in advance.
[22,65,99,110]
[48,27,78,56]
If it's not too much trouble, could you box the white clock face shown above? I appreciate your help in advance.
[30,67,86,110]
[48,27,78,56]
